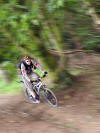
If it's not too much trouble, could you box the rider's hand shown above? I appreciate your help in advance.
[31,80,34,83]
[45,71,48,75]
[43,71,48,77]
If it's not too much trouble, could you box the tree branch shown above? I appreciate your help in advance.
[48,49,94,55]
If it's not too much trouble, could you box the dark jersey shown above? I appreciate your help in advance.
[19,61,36,74]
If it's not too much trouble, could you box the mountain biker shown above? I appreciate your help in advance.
[19,56,47,104]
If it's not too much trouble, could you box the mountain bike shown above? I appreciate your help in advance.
[21,78,58,107]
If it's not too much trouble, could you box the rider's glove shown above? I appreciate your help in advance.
[31,80,34,83]
[43,71,48,77]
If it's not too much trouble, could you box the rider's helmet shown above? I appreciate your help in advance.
[21,56,31,65]
[22,56,31,60]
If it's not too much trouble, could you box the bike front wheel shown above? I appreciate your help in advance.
[43,87,58,107]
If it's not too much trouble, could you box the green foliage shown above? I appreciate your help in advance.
[0,0,99,61]
[1,61,17,80]
[0,0,99,91]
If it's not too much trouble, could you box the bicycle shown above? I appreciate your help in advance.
[21,78,58,107]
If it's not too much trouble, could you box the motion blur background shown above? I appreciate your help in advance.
[0,0,100,133]
[0,0,100,93]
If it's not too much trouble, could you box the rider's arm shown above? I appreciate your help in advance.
[31,58,48,77]
[21,63,30,82]
[31,58,45,72]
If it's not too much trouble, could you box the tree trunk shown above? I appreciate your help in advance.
[41,21,73,88]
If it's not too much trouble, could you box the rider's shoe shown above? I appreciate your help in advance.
[33,99,40,104]
[29,95,40,104]
[32,97,40,104]
[36,95,40,101]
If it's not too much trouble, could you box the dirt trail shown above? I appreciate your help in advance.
[0,53,100,133]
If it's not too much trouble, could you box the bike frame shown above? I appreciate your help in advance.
[33,81,43,95]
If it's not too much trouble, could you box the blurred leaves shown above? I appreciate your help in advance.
[0,0,99,85]
[1,61,17,80]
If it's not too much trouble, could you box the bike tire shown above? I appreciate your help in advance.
[43,87,58,107]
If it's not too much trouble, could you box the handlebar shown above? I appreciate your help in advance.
[31,78,41,83]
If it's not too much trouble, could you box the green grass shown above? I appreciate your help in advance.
[0,78,22,94]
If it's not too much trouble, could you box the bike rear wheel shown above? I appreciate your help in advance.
[43,87,58,107]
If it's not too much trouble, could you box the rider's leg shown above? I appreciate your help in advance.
[22,76,36,98]
[29,72,40,81]
[29,72,40,100]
